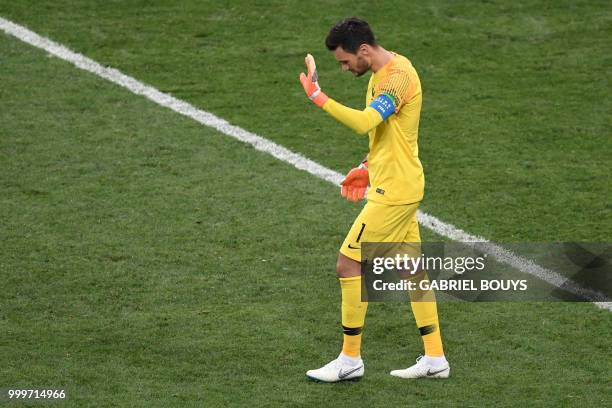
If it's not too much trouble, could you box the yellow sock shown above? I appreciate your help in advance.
[409,274,444,356]
[340,276,368,357]
[410,300,444,356]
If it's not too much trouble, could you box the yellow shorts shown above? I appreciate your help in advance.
[340,200,421,262]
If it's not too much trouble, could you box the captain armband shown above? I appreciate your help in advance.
[369,93,396,121]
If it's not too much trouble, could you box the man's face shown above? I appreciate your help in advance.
[333,45,371,77]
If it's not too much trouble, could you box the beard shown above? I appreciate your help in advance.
[353,56,370,77]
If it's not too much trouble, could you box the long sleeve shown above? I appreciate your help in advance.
[322,98,383,135]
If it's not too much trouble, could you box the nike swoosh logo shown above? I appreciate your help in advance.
[426,367,448,376]
[348,244,360,250]
[338,365,363,379]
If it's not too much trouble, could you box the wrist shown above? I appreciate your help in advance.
[310,91,329,108]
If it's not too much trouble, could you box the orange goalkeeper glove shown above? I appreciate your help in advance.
[340,161,369,202]
[299,54,329,108]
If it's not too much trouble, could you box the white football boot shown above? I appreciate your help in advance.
[306,354,364,382]
[390,355,450,379]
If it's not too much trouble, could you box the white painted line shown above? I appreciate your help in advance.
[1,16,609,311]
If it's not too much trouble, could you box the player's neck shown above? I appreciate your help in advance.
[370,47,394,73]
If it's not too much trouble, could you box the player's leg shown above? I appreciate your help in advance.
[390,204,450,379]
[336,253,367,363]
[306,204,374,382]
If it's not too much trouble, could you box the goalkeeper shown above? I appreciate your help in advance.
[300,17,449,382]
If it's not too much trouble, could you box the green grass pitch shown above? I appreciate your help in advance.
[1,1,610,406]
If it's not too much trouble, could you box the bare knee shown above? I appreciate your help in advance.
[336,253,361,278]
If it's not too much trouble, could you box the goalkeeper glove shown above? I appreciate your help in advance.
[340,160,369,202]
[299,54,329,107]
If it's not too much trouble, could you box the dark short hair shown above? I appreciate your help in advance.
[325,17,376,53]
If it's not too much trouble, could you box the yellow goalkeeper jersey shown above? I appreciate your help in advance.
[366,53,424,205]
